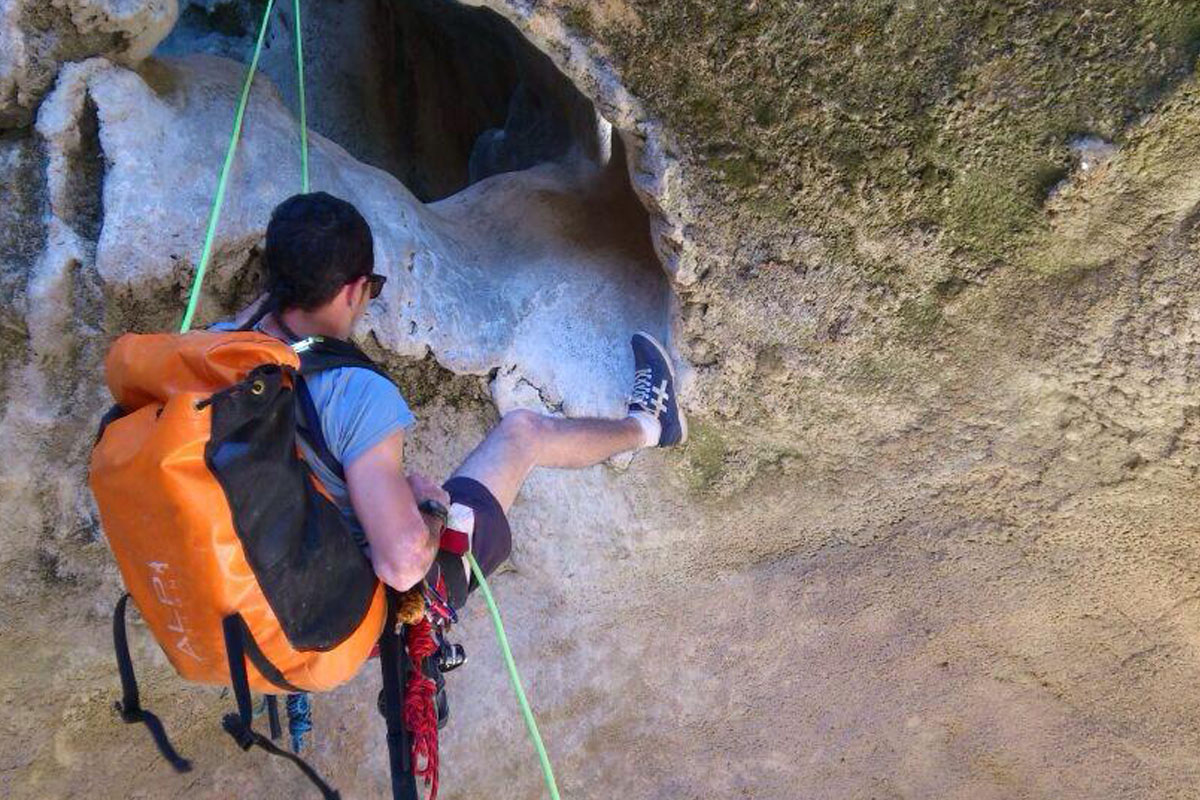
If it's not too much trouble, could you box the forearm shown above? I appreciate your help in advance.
[346,431,447,591]
[371,505,438,590]
[365,473,438,589]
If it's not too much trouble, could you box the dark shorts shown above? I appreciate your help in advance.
[435,476,512,608]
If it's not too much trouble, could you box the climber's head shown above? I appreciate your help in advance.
[264,192,384,337]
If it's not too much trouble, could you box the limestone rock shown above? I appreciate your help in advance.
[0,0,177,128]
[5,2,1200,799]
[0,49,678,799]
[43,55,667,416]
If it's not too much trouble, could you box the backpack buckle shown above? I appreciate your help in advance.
[291,336,323,353]
[222,713,256,750]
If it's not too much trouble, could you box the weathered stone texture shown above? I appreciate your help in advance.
[4,1,1200,799]
[0,0,177,128]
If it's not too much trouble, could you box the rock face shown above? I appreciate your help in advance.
[4,1,1200,799]
[0,0,177,127]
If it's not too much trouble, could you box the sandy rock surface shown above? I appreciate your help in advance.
[3,1,1200,799]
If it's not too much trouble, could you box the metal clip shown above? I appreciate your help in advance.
[290,336,323,353]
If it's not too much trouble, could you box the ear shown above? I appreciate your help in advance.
[344,275,368,307]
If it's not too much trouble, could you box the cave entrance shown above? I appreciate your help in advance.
[373,0,609,201]
[159,0,673,414]
[161,0,613,202]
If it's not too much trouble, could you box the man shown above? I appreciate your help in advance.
[221,192,685,597]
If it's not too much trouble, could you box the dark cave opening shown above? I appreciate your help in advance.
[156,0,677,395]
[382,0,606,200]
[159,0,609,202]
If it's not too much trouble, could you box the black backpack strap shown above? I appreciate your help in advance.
[265,694,282,740]
[292,337,397,483]
[95,404,127,447]
[294,375,346,482]
[239,295,278,332]
[295,336,393,380]
[379,590,420,800]
[221,614,341,800]
[112,594,192,773]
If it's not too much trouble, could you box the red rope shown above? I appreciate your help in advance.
[404,616,440,800]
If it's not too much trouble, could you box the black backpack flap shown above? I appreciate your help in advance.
[205,364,378,652]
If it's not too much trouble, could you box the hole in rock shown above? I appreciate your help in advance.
[160,0,675,409]
[161,0,615,200]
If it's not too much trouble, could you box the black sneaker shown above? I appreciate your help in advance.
[629,332,687,447]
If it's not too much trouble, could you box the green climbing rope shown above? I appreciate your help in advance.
[174,5,560,794]
[179,0,277,333]
[467,553,562,800]
[293,0,310,193]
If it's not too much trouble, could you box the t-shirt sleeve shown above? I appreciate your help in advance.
[324,370,416,468]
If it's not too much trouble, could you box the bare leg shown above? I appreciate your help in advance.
[451,409,644,512]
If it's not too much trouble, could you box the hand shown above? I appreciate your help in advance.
[408,473,450,508]
[408,473,450,538]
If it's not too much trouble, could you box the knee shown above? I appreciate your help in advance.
[498,408,547,450]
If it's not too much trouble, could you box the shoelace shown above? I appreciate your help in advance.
[630,368,655,409]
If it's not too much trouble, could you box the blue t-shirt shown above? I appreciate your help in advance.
[211,320,415,546]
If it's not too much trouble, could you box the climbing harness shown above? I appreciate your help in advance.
[99,0,563,796]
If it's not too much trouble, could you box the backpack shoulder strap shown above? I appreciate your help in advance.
[295,336,394,382]
[237,295,277,332]
[112,594,192,773]
[221,614,341,799]
[293,376,345,482]
[291,337,397,483]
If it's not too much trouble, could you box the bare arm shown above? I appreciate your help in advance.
[346,430,447,590]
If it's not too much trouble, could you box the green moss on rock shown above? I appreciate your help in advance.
[679,420,730,493]
[593,0,1200,266]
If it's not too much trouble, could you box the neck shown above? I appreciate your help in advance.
[275,306,351,341]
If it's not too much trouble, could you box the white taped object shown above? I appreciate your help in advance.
[447,502,475,579]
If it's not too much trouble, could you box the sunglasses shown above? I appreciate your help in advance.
[365,273,387,299]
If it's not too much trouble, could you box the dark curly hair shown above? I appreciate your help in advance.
[265,192,375,311]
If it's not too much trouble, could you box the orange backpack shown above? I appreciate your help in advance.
[90,330,431,798]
